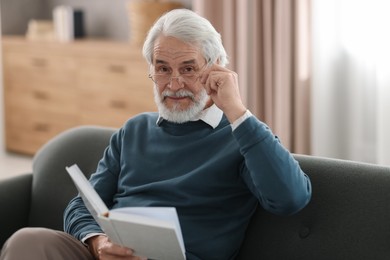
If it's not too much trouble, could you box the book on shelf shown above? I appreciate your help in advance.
[66,164,186,260]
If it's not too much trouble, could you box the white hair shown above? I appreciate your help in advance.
[142,9,228,67]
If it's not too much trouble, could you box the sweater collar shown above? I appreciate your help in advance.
[156,104,223,129]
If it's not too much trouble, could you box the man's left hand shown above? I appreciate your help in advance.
[201,64,247,123]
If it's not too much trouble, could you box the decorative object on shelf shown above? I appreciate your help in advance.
[127,0,183,46]
[26,20,56,41]
[53,6,85,42]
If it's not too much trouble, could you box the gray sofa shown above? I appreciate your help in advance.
[1,126,390,259]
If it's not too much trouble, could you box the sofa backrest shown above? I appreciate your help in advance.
[28,126,115,230]
[237,154,390,260]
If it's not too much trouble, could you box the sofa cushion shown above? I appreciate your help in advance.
[28,126,115,230]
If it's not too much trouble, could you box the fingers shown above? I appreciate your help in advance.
[200,64,236,94]
[92,237,146,259]
[200,63,230,85]
[205,72,225,95]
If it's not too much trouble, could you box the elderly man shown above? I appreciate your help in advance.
[0,9,311,260]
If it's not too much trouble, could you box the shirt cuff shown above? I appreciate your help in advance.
[81,233,107,246]
[231,110,252,131]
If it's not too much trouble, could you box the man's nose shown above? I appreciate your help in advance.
[168,76,184,90]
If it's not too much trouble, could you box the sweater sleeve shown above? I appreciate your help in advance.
[63,128,123,241]
[233,116,312,216]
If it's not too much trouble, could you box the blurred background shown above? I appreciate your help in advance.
[0,0,389,179]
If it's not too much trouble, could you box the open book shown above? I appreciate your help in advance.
[66,164,186,260]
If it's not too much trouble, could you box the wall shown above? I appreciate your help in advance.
[1,0,191,41]
[1,0,49,35]
[0,0,130,41]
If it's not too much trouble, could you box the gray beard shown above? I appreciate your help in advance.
[154,86,209,123]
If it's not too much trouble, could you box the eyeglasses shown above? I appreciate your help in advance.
[148,64,206,87]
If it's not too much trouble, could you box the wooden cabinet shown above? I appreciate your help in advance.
[78,56,153,126]
[2,36,156,155]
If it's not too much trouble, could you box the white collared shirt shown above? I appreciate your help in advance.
[156,104,252,131]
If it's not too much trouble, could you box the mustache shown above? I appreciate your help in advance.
[162,89,195,101]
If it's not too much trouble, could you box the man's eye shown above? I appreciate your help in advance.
[181,66,196,74]
[156,66,171,74]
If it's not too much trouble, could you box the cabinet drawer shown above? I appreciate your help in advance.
[79,88,156,127]
[5,108,78,154]
[78,57,150,87]
[3,52,77,88]
[5,85,78,114]
[78,57,156,127]
[80,83,155,111]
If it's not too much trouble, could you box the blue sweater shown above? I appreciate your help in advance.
[64,113,311,260]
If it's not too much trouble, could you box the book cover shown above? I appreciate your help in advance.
[66,164,186,260]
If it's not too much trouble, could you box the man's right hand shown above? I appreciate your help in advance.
[86,235,147,260]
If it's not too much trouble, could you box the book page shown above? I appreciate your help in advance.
[109,211,185,260]
[66,164,109,220]
[112,207,185,253]
[97,215,123,246]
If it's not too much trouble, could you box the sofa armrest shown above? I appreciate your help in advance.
[237,155,390,259]
[0,173,32,246]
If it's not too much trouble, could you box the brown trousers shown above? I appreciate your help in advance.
[0,227,94,260]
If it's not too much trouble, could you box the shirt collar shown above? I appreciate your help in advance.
[156,104,223,129]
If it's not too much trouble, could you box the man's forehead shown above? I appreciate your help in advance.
[152,36,202,62]
[153,46,199,59]
[155,58,197,65]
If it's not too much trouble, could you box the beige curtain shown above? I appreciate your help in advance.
[192,0,311,154]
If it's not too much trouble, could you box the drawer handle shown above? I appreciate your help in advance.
[31,58,47,67]
[110,100,126,109]
[108,65,126,74]
[34,123,49,132]
[33,91,48,100]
